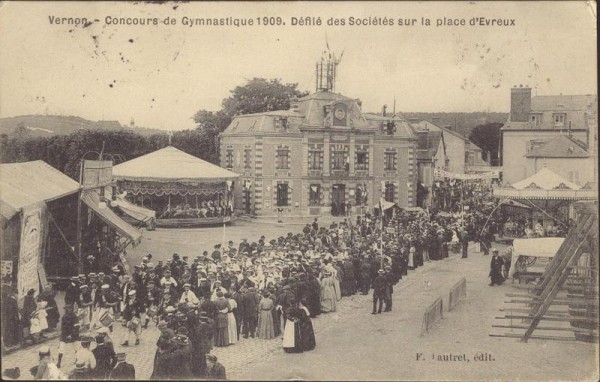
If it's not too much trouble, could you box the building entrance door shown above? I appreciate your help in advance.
[332,184,346,216]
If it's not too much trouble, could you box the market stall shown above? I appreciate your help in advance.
[0,161,79,303]
[508,237,565,278]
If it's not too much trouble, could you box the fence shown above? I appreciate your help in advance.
[421,297,444,335]
[448,277,467,311]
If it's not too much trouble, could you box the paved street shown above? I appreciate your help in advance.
[242,245,599,381]
[125,216,346,266]
[3,223,597,380]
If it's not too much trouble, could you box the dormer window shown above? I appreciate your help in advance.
[382,121,396,135]
[529,113,542,127]
[274,117,288,132]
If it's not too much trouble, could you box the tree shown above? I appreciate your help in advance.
[469,122,503,165]
[222,78,308,117]
[192,110,231,132]
[193,78,309,132]
[191,77,309,163]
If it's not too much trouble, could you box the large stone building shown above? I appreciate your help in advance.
[501,86,597,185]
[220,87,417,218]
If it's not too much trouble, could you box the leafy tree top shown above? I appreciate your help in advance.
[193,78,308,132]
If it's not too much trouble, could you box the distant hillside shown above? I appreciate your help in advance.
[402,112,508,139]
[0,115,168,138]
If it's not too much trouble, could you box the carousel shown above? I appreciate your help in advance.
[493,167,596,239]
[112,146,240,228]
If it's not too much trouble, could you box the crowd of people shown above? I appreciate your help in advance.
[4,198,516,380]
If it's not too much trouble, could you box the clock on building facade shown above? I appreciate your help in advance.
[332,103,348,126]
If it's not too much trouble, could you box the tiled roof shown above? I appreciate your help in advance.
[410,119,467,141]
[297,91,354,102]
[224,111,304,134]
[297,91,370,128]
[525,135,589,158]
[502,94,597,130]
[531,95,597,111]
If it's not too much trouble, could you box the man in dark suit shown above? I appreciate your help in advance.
[93,335,116,378]
[206,354,226,380]
[108,352,135,380]
[460,228,469,258]
[241,286,260,338]
[371,269,387,314]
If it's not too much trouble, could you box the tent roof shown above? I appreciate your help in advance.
[493,167,595,200]
[82,191,142,242]
[112,146,239,183]
[508,237,565,278]
[512,237,564,258]
[511,167,581,190]
[0,160,79,219]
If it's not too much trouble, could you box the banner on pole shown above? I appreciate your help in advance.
[82,160,113,189]
[18,203,45,302]
[434,168,500,180]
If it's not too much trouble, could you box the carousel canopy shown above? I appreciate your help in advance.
[511,167,580,190]
[112,146,239,183]
[494,167,596,200]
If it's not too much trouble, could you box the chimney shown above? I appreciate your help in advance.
[382,104,387,117]
[510,85,532,122]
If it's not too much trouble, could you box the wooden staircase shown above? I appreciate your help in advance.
[490,201,599,342]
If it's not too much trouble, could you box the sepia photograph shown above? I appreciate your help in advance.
[0,1,598,380]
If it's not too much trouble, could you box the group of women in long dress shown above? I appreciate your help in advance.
[212,290,280,346]
[283,300,316,353]
[257,291,276,339]
[320,269,341,313]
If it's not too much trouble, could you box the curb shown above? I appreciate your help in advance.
[2,331,61,356]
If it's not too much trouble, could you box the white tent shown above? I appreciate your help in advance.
[509,237,564,277]
[511,167,580,190]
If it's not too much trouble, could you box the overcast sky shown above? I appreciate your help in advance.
[0,1,596,131]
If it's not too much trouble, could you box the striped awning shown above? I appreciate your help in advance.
[81,191,142,243]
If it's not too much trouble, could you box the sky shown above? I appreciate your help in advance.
[0,1,597,131]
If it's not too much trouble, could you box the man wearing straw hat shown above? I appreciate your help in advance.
[73,336,96,378]
[121,290,142,346]
[108,352,135,380]
[180,282,200,307]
